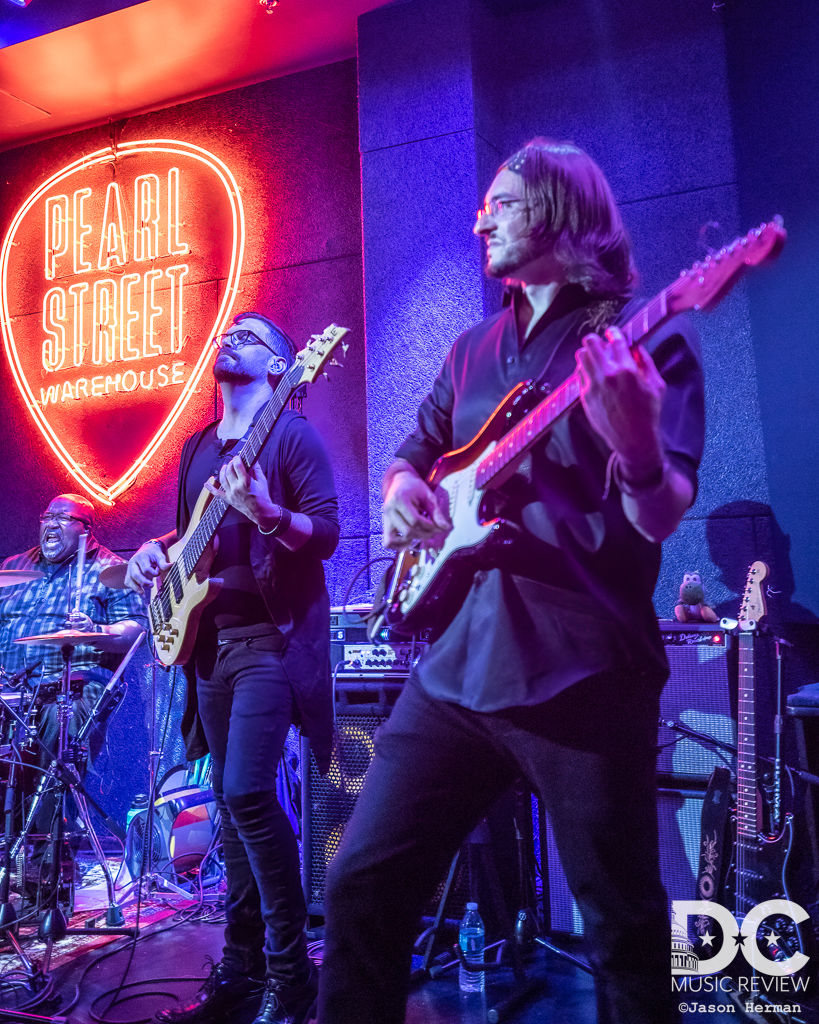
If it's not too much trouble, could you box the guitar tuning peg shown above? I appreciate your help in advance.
[323,371,330,381]
[342,342,349,353]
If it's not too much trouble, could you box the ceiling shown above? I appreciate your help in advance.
[0,0,388,152]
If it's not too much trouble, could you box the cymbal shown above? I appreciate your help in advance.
[0,570,44,588]
[98,564,128,589]
[14,629,124,652]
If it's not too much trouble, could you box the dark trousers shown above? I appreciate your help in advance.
[318,672,676,1024]
[196,637,311,988]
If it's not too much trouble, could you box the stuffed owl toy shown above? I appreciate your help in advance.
[674,571,719,623]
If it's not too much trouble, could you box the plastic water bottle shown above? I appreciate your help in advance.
[458,901,485,992]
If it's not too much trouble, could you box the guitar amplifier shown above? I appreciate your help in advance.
[330,605,428,676]
[657,622,735,782]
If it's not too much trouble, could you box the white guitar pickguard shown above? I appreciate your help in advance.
[398,443,497,618]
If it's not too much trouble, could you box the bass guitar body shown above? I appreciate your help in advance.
[150,487,222,666]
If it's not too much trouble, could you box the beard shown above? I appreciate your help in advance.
[213,354,255,384]
[483,231,545,280]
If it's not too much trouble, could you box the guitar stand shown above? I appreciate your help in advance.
[412,784,548,1023]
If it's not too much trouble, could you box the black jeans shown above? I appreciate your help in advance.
[319,671,676,1024]
[197,637,311,988]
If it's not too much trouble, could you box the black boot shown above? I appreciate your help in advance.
[155,960,265,1024]
[250,970,318,1024]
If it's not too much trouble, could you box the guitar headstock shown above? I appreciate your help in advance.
[294,324,350,383]
[739,560,769,631]
[667,218,786,316]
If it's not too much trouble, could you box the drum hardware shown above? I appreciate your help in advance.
[0,627,145,970]
[0,544,147,1022]
[0,697,40,984]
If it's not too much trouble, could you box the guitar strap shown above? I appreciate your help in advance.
[694,765,732,936]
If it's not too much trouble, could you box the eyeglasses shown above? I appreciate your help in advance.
[476,198,528,221]
[212,329,275,354]
[39,512,90,528]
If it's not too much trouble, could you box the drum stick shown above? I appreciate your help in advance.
[74,530,88,615]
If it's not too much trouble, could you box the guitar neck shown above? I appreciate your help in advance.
[736,631,759,840]
[476,289,674,490]
[173,363,303,579]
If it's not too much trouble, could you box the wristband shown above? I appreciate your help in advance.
[147,538,168,556]
[615,456,668,496]
[259,506,292,538]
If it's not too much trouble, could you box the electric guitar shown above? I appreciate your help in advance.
[719,562,805,968]
[148,324,349,666]
[376,219,786,638]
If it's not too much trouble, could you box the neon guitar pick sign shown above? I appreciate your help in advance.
[0,139,246,505]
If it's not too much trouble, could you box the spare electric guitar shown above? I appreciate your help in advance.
[719,562,805,969]
[148,324,349,666]
[376,219,786,638]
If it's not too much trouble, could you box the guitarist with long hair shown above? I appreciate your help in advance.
[125,312,339,1024]
[318,140,705,1024]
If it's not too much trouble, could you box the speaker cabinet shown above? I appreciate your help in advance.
[301,679,404,915]
[657,623,735,782]
[543,786,708,935]
[303,626,736,923]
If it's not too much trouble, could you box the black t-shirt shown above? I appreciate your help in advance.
[396,285,705,711]
[182,426,273,633]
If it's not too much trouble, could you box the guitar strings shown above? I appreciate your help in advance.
[477,287,672,491]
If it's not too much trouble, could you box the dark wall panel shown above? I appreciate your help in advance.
[471,0,734,202]
[358,0,474,152]
[723,0,819,621]
[360,130,486,530]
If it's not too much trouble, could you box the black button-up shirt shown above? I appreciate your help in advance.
[396,286,705,711]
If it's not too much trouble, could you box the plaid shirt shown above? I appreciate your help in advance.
[0,542,147,686]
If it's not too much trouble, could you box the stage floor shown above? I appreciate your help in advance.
[0,895,776,1024]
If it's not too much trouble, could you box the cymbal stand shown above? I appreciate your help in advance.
[6,632,145,957]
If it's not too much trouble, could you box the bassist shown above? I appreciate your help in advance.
[125,312,339,1024]
[319,140,705,1024]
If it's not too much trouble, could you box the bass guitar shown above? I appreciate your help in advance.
[376,219,786,638]
[148,324,349,666]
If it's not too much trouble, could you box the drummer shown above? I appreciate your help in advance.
[0,494,146,872]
